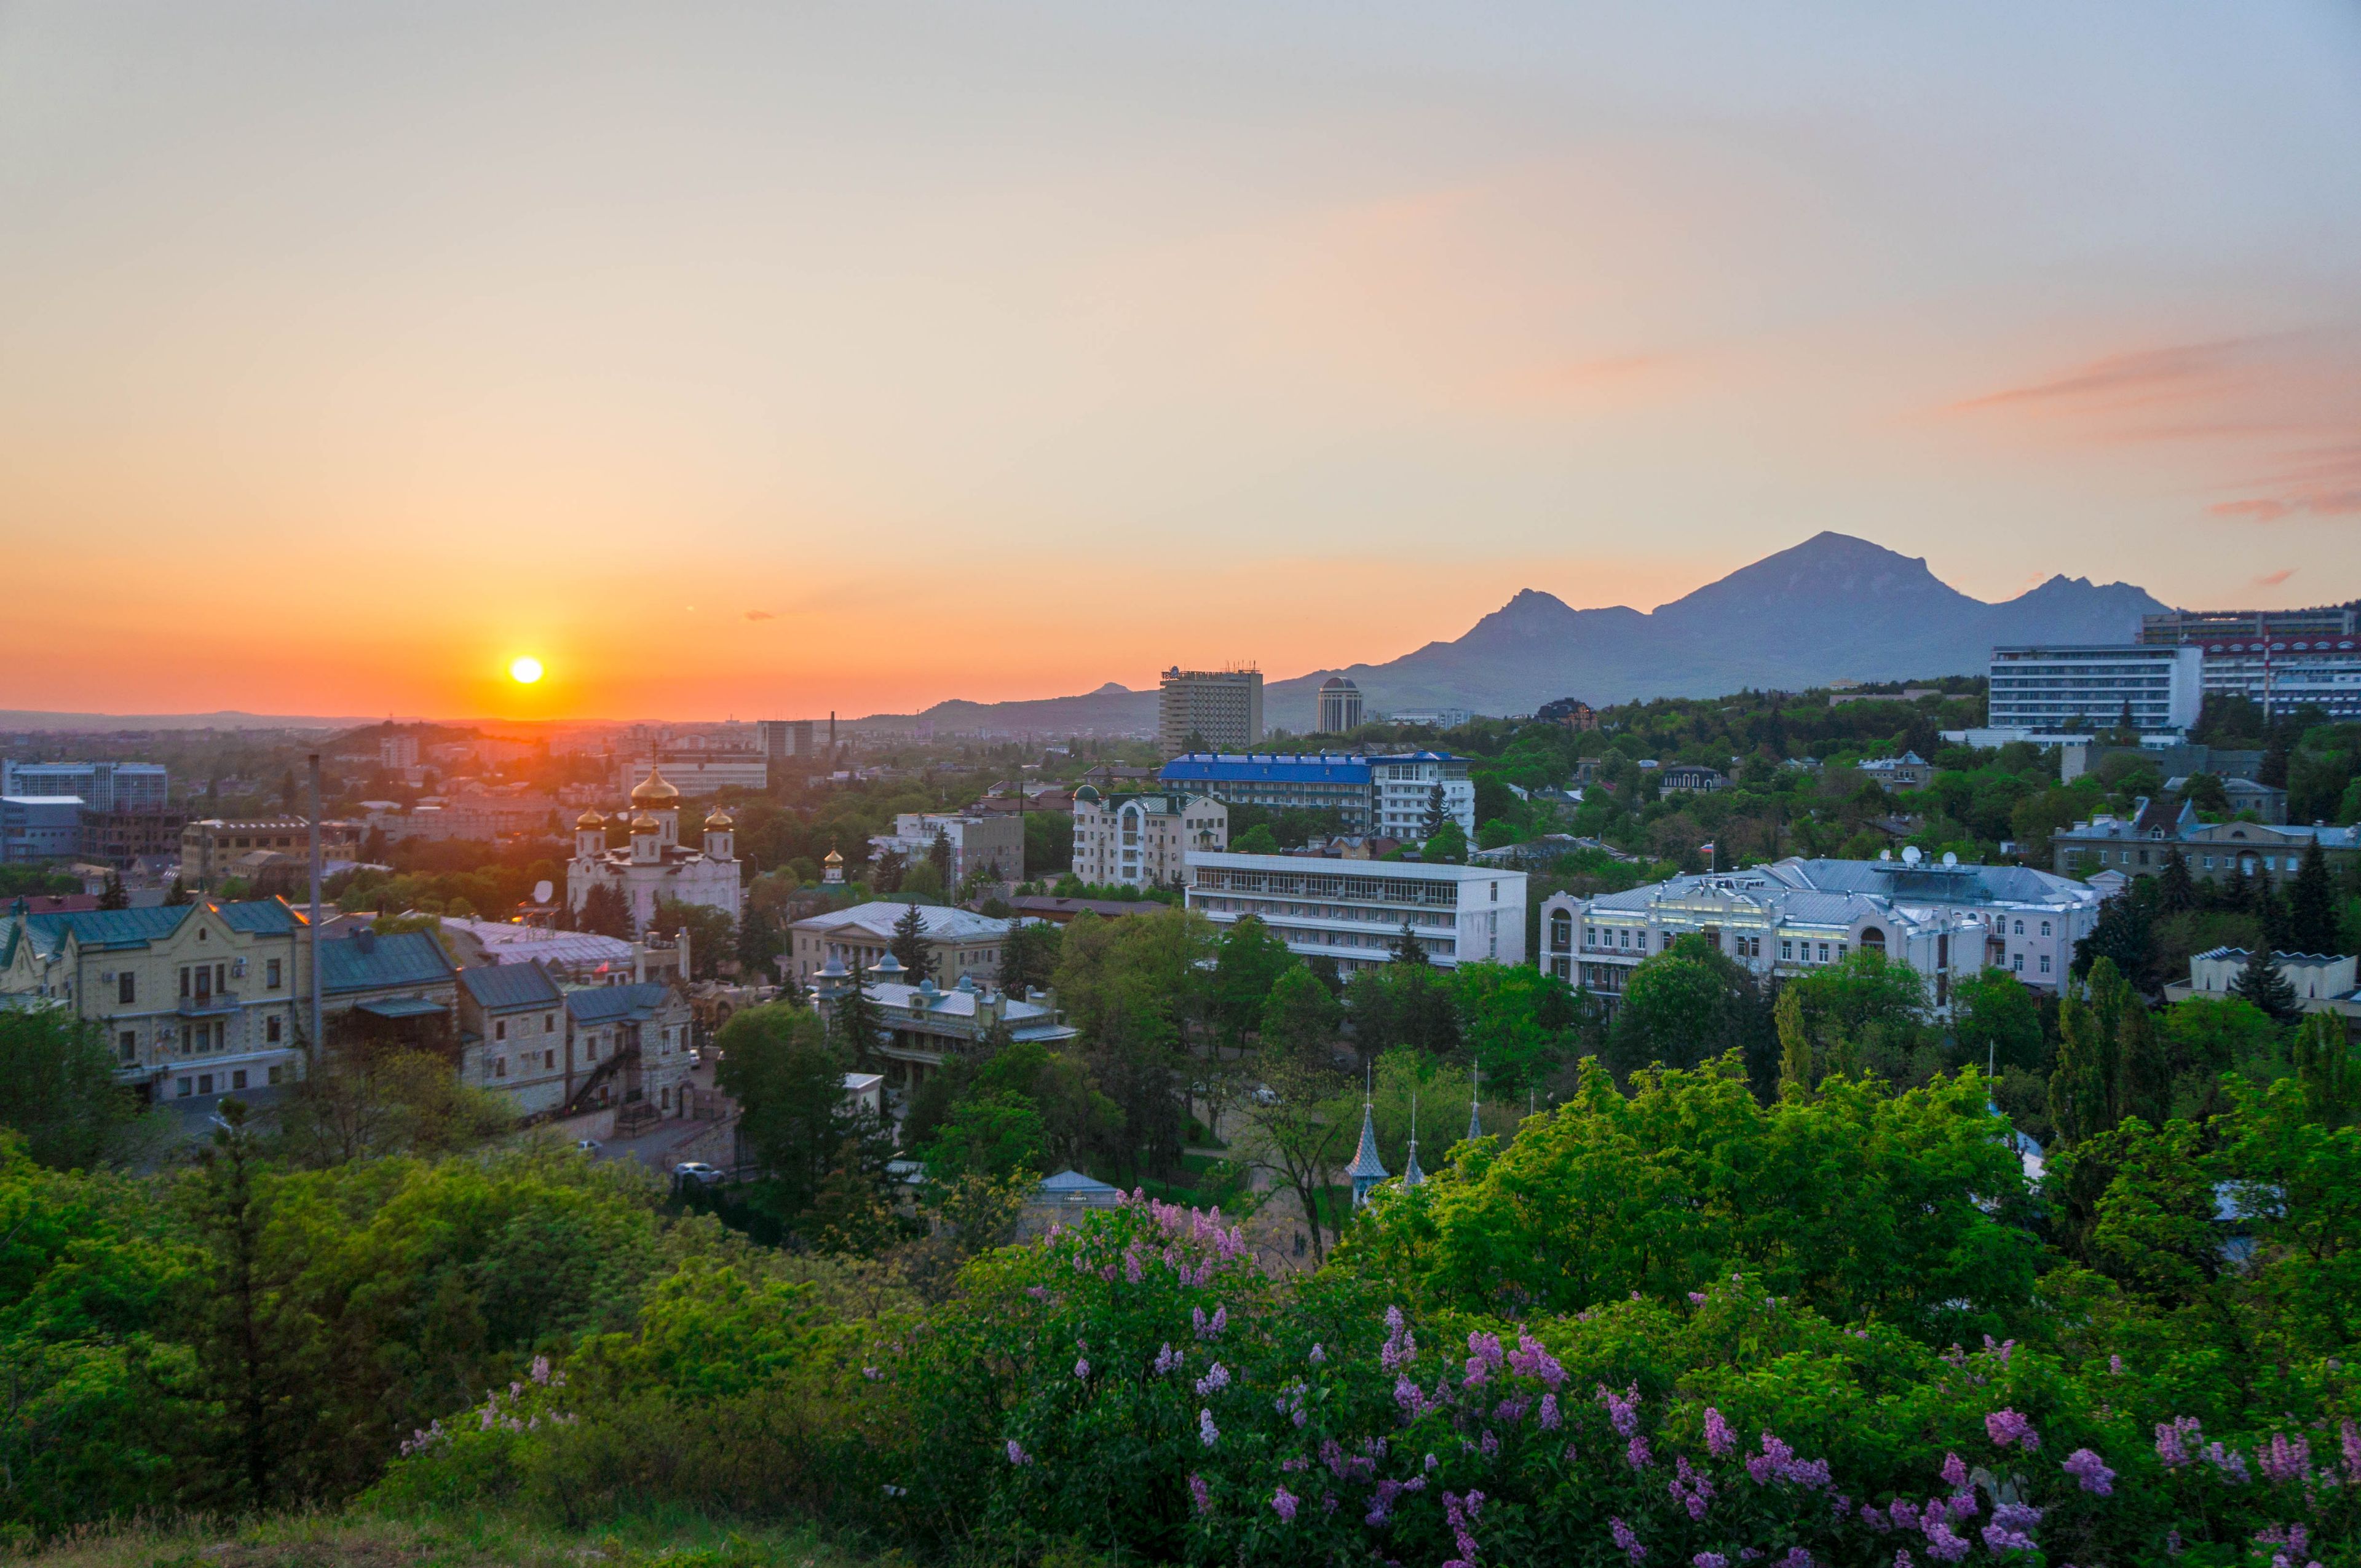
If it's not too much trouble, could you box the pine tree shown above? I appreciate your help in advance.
[97,873,130,910]
[928,828,954,889]
[164,878,194,907]
[2157,847,2197,913]
[2256,872,2290,952]
[890,900,933,982]
[2229,941,2301,1025]
[189,1099,302,1507]
[831,954,884,1063]
[2116,996,2170,1129]
[2288,841,2338,954]
[1390,921,1430,966]
[1774,985,1813,1101]
[1420,782,1448,841]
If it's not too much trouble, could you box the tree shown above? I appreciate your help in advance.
[2051,958,2132,1144]
[275,1047,513,1167]
[2228,940,2300,1025]
[1420,782,1448,840]
[188,1098,305,1508]
[716,1004,877,1224]
[1260,961,1342,1068]
[829,955,885,1062]
[1231,822,1281,856]
[1346,961,1460,1061]
[1390,921,1429,966]
[996,918,1063,997]
[1952,967,2044,1074]
[1608,934,1774,1082]
[1423,819,1468,864]
[1450,961,1578,1093]
[652,896,735,980]
[920,1093,1046,1182]
[575,881,631,939]
[2180,772,2231,817]
[0,1009,145,1169]
[97,873,129,910]
[164,877,194,907]
[2290,1010,2357,1125]
[928,827,954,889]
[1210,916,1295,1047]
[2117,994,2171,1129]
[1775,985,1813,1100]
[2288,841,2339,955]
[1232,1050,1355,1266]
[889,900,933,982]
[2158,846,2197,913]
[969,1037,1120,1170]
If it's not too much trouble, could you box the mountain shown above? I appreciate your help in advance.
[1261,532,2170,727]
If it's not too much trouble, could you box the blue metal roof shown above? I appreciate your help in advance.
[218,899,303,935]
[319,930,456,995]
[25,905,192,951]
[458,960,565,1011]
[1161,754,1373,786]
[566,982,671,1023]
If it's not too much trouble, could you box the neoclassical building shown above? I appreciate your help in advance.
[566,766,743,936]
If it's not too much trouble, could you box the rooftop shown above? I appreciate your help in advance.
[790,900,1015,940]
[457,960,567,1011]
[320,929,456,995]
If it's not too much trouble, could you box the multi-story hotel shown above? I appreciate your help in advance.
[1158,666,1264,755]
[1985,645,2205,737]
[1071,789,1225,888]
[1158,751,1474,839]
[1184,850,1525,972]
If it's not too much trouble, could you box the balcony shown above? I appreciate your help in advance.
[178,990,241,1016]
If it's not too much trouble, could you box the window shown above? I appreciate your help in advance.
[179,966,191,998]
[1817,942,1830,963]
[118,972,136,1004]
[2013,920,2025,936]
[2039,921,2051,937]
[197,1074,213,1095]
[2012,954,2024,973]
[266,1015,282,1043]
[545,1014,555,1031]
[2039,955,2052,974]
[1781,939,1793,961]
[545,1049,555,1069]
[494,1057,507,1078]
[232,1070,248,1090]
[267,959,282,988]
[176,1077,192,1098]
[118,1030,136,1062]
[495,1019,507,1041]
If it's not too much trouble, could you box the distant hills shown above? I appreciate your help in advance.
[880,532,2170,735]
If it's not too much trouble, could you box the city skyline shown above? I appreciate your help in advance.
[4,2,2359,721]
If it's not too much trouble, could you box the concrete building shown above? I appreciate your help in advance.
[1,761,168,813]
[1539,851,2100,1008]
[1658,765,1730,795]
[456,961,572,1116]
[2058,740,2264,785]
[379,734,421,770]
[181,817,362,892]
[1386,707,1474,730]
[1070,788,1225,889]
[1,898,311,1101]
[780,900,1016,988]
[438,916,684,987]
[565,767,743,936]
[612,749,767,798]
[1317,677,1365,735]
[811,961,1077,1098]
[759,719,818,763]
[318,928,459,1041]
[1157,751,1475,839]
[867,811,1025,887]
[364,793,562,844]
[1858,752,1933,790]
[2051,798,2358,883]
[2141,605,2361,717]
[2165,947,2361,1021]
[1372,753,1476,840]
[564,981,697,1121]
[1184,850,1526,972]
[1986,645,2205,737]
[1159,666,1264,755]
[2,796,84,862]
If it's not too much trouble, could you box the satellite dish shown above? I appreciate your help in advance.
[532,879,555,904]
[1901,845,1923,866]
[1941,851,1958,867]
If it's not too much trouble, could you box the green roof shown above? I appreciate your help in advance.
[320,930,455,995]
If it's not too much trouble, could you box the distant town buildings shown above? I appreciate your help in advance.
[2138,605,2361,719]
[2051,797,2356,883]
[566,767,742,935]
[1541,851,2099,1008]
[1535,697,1599,731]
[1385,706,1474,730]
[1157,751,1474,838]
[1985,644,2205,738]
[2166,947,2360,1021]
[0,762,180,869]
[1,796,84,863]
[1159,666,1264,756]
[810,963,1075,1098]
[868,811,1025,887]
[1070,788,1226,889]
[1317,677,1364,734]
[1857,752,1932,790]
[1657,764,1731,795]
[180,817,362,891]
[757,719,818,762]
[1,760,168,813]
[612,746,767,798]
[1184,849,1526,972]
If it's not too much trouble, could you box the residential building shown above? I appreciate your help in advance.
[759,719,817,762]
[364,793,561,843]
[1159,666,1264,755]
[868,811,1025,886]
[457,961,574,1116]
[2142,605,2360,645]
[1070,788,1225,888]
[1160,752,1378,831]
[1859,752,1933,790]
[319,927,459,1038]
[2137,609,2361,717]
[2051,798,2358,883]
[2158,776,2287,824]
[1371,753,1476,840]
[1658,765,1730,795]
[2059,740,2263,785]
[780,900,1016,987]
[1,761,168,813]
[1317,677,1365,735]
[2165,947,2361,1021]
[1985,645,2205,737]
[1,898,310,1101]
[1535,698,1600,731]
[612,749,767,798]
[563,981,697,1121]
[565,768,743,936]
[181,817,362,891]
[2,796,83,862]
[1184,850,1527,972]
[379,733,421,770]
[78,806,186,868]
[1539,851,2100,1008]
[1386,707,1474,730]
[810,961,1075,1098]
[1006,894,1171,924]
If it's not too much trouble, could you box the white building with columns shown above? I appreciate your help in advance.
[566,766,743,936]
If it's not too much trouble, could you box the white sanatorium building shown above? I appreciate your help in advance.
[1184,850,1525,971]
[566,766,743,936]
[1539,851,2099,1014]
[1071,787,1228,889]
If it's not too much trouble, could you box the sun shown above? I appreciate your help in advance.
[508,656,545,685]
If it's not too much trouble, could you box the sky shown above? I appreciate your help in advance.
[3,1,2359,722]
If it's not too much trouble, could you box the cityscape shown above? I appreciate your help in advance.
[3,6,2358,1567]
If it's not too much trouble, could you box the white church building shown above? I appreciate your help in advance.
[567,765,743,935]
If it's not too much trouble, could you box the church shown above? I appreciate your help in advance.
[568,765,743,935]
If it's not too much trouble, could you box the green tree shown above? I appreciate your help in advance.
[2291,1009,2358,1124]
[2117,991,2172,1128]
[651,896,735,980]
[1209,915,1294,1047]
[1345,961,1460,1060]
[1775,985,1813,1100]
[2229,940,2300,1024]
[2288,841,2340,954]
[1230,822,1281,855]
[1420,781,1448,840]
[995,918,1063,996]
[574,881,631,939]
[920,1093,1046,1182]
[1449,961,1578,1093]
[928,827,953,889]
[1423,818,1468,864]
[715,1004,874,1224]
[889,900,933,982]
[2049,957,2132,1144]
[828,954,885,1062]
[2158,845,2198,912]
[1608,934,1773,1081]
[1232,1050,1355,1266]
[1258,960,1340,1069]
[97,873,129,910]
[187,1099,304,1509]
[1951,967,2044,1074]
[0,1009,144,1170]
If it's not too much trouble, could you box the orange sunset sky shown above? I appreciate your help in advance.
[4,3,2359,722]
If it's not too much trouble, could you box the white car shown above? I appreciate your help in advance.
[574,1138,601,1154]
[673,1161,725,1187]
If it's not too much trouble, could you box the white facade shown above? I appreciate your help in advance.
[1185,850,1526,972]
[1372,755,1476,840]
[0,760,168,813]
[612,750,767,798]
[1987,645,2204,736]
[1318,677,1364,734]
[868,811,1026,886]
[566,767,743,936]
[1072,789,1225,888]
[1538,851,2100,1009]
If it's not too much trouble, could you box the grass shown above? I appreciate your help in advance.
[8,1507,887,1568]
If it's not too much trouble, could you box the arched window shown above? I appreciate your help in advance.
[1549,911,1573,951]
[1858,926,1886,953]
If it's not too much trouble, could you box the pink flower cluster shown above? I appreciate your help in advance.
[1506,1329,1565,1387]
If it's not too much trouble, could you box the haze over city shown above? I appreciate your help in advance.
[5,2,2360,720]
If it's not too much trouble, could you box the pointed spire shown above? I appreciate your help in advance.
[1467,1057,1482,1143]
[1347,1059,1389,1205]
[1402,1084,1425,1188]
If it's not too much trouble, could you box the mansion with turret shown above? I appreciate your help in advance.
[567,766,743,936]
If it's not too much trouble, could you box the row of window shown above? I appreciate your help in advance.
[174,1064,286,1097]
[116,1012,288,1062]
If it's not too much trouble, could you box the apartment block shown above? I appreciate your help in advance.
[868,811,1026,886]
[1159,666,1264,755]
[1986,645,2204,737]
[181,817,362,891]
[1071,789,1225,888]
[1184,850,1525,972]
[1158,751,1475,838]
[1,760,168,813]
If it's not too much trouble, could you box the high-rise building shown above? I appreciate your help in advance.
[1157,751,1476,838]
[1317,677,1364,734]
[1158,666,1263,755]
[759,719,817,762]
[1985,645,2204,737]
[2135,608,2361,719]
[1,760,168,813]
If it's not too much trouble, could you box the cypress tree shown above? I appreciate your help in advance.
[1420,782,1448,841]
[2229,942,2301,1025]
[2048,983,2110,1146]
[2288,841,2338,955]
[928,827,954,889]
[831,953,885,1064]
[1391,921,1430,966]
[2116,997,2171,1129]
[2292,1011,2355,1124]
[1774,985,1813,1100]
[98,873,130,911]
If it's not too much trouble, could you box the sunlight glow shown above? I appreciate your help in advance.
[508,656,545,685]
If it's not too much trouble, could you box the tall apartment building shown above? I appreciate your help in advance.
[1,761,168,813]
[1985,645,2204,737]
[1185,850,1525,972]
[1159,666,1263,755]
[868,811,1026,886]
[1317,677,1364,734]
[759,719,818,762]
[2132,609,2361,719]
[1071,789,1226,889]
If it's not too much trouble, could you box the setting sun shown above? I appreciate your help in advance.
[508,656,544,685]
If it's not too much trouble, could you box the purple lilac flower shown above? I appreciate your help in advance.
[1688,1291,1708,1306]
[2256,1433,2311,1484]
[1074,1357,1091,1381]
[1981,1523,2035,1554]
[1669,1456,1714,1522]
[1779,1551,1813,1568]
[529,1355,551,1385]
[1984,1409,2038,1451]
[1479,1430,1500,1459]
[1507,1330,1566,1387]
[2202,1441,2251,1483]
[1948,1492,1979,1521]
[1609,1516,1647,1564]
[1154,1342,1180,1376]
[1494,1397,1529,1425]
[1694,1556,1728,1568]
[1308,1342,1325,1364]
[2342,1419,2361,1482]
[1195,1362,1230,1397]
[1892,1554,1913,1568]
[2062,1448,2114,1495]
[1425,1452,1439,1471]
[1366,1478,1404,1528]
[1396,1374,1426,1419]
[1833,1495,1853,1518]
[1271,1486,1299,1523]
[1442,1490,1485,1567]
[1860,1505,1889,1532]
[2165,1530,2183,1557]
[1381,1306,1418,1371]
[1006,1440,1032,1465]
[2155,1416,2202,1467]
[1704,1406,1736,1457]
[1921,1519,1971,1562]
[1599,1382,1640,1436]
[1940,1452,1968,1488]
[1188,1473,1211,1513]
[1198,1408,1219,1448]
[1464,1331,1504,1389]
[1627,1435,1654,1470]
[1888,1500,1920,1531]
[2108,1353,2124,1376]
[1539,1393,1562,1431]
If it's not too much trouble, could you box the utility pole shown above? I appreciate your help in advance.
[307,753,323,1055]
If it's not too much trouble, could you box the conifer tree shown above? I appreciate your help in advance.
[97,873,130,911]
[890,900,933,982]
[2049,983,2110,1146]
[2116,995,2171,1129]
[1390,921,1429,966]
[2288,841,2338,955]
[831,953,884,1064]
[2230,940,2300,1025]
[1420,782,1448,841]
[2157,846,2196,913]
[2292,1010,2356,1124]
[928,827,954,889]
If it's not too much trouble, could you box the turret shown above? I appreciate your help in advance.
[702,805,735,862]
[630,764,681,846]
[574,809,607,860]
[630,811,661,864]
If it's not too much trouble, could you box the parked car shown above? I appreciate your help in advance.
[673,1161,725,1187]
[574,1138,601,1153]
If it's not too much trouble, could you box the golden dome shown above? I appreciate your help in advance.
[630,765,680,805]
[575,808,607,829]
[823,848,844,865]
[629,811,660,833]
[703,807,735,830]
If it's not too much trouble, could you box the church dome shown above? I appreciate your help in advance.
[575,808,607,829]
[1074,784,1101,805]
[629,811,660,833]
[823,848,844,865]
[703,806,735,830]
[630,765,681,805]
